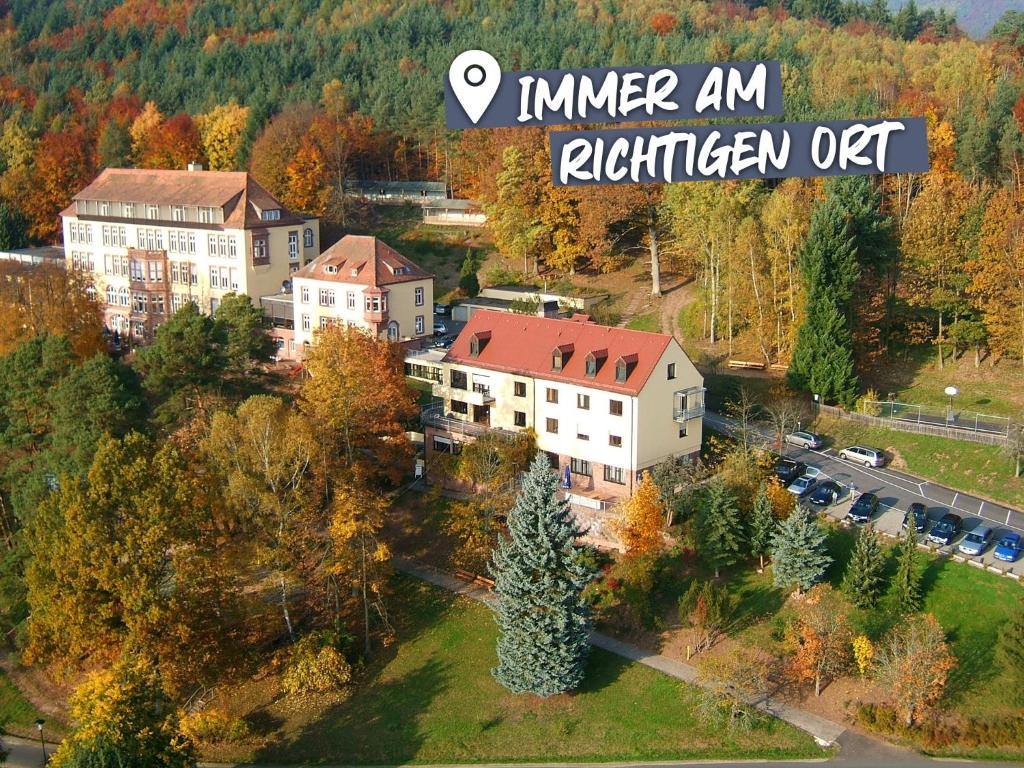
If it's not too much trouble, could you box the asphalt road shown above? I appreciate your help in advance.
[705,411,1024,564]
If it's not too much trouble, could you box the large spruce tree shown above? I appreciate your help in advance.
[892,523,922,613]
[696,477,744,578]
[489,453,593,697]
[842,525,887,608]
[770,505,832,595]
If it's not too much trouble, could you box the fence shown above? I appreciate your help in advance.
[861,399,1010,437]
[819,403,1013,447]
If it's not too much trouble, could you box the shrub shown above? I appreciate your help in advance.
[281,630,354,696]
[180,709,251,744]
[857,704,1024,750]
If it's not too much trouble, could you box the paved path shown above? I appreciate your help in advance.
[392,557,846,748]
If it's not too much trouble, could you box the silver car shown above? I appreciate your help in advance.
[838,445,886,467]
[784,430,823,449]
[958,526,993,557]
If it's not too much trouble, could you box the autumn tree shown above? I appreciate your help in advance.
[299,325,417,485]
[196,102,250,171]
[873,614,956,727]
[129,101,163,163]
[696,477,743,578]
[485,144,546,275]
[973,188,1024,365]
[616,473,666,555]
[48,654,195,768]
[787,584,852,697]
[203,396,318,643]
[249,104,319,202]
[679,580,737,654]
[135,113,205,170]
[25,128,95,242]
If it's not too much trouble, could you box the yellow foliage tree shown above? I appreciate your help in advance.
[283,137,330,216]
[972,188,1024,365]
[852,634,874,678]
[616,473,666,554]
[129,100,163,163]
[196,101,250,171]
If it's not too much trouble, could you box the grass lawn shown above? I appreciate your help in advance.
[862,344,1024,420]
[210,578,822,765]
[625,312,659,332]
[810,416,1024,508]
[0,669,61,739]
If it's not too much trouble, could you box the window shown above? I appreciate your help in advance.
[146,204,159,219]
[576,429,589,441]
[151,294,165,315]
[450,370,468,390]
[546,387,558,404]
[124,203,134,218]
[451,400,468,415]
[106,286,116,304]
[365,294,384,313]
[228,238,237,258]
[288,231,298,260]
[319,288,334,307]
[609,434,622,448]
[100,201,110,216]
[610,399,623,416]
[252,236,269,265]
[546,418,558,434]
[209,266,220,288]
[320,316,330,330]
[604,465,625,485]
[130,260,144,280]
[570,458,591,477]
[261,209,281,221]
[301,314,311,331]
[577,393,590,410]
[415,315,424,334]
[300,286,310,303]
[667,362,676,380]
[514,411,527,427]
[199,207,213,223]
[147,261,163,282]
[208,234,218,256]
[187,232,196,253]
[132,292,147,313]
[347,291,356,310]
[679,424,687,438]
[514,381,526,397]
[304,228,314,248]
[171,205,184,221]
[170,262,180,283]
[229,267,239,291]
[616,360,627,383]
[415,286,424,306]
[586,357,597,377]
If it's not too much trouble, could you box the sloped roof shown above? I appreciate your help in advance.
[444,310,675,396]
[67,168,305,228]
[292,235,433,287]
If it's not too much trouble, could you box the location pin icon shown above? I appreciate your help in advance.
[449,50,501,125]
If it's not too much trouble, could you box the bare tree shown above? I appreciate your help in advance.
[764,396,809,452]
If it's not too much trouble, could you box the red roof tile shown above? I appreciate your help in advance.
[444,310,674,396]
[293,235,433,287]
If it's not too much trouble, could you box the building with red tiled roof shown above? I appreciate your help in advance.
[418,310,705,503]
[292,235,434,350]
[61,166,319,344]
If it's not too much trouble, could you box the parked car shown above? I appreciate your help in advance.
[773,458,806,485]
[846,492,879,524]
[927,513,963,546]
[431,334,456,349]
[433,320,449,335]
[787,474,818,498]
[902,502,929,533]
[809,480,843,506]
[838,445,887,467]
[784,431,823,450]
[434,303,449,315]
[994,532,1023,563]
[957,526,993,557]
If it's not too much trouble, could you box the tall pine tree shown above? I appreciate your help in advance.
[696,477,744,578]
[490,453,593,697]
[749,482,776,572]
[842,525,886,608]
[892,524,921,613]
[770,506,832,595]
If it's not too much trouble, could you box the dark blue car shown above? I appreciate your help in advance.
[994,532,1023,563]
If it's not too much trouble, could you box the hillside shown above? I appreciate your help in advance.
[889,0,1023,37]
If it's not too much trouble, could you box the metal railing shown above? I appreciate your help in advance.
[860,400,1010,437]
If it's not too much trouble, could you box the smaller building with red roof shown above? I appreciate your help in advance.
[420,310,705,504]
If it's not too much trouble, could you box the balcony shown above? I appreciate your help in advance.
[673,386,706,422]
[432,381,494,406]
[421,404,514,439]
[363,308,389,324]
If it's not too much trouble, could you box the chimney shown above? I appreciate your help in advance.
[187,162,204,172]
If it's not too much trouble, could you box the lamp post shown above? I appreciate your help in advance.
[34,718,46,764]
[944,386,959,424]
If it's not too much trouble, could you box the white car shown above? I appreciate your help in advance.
[787,475,818,498]
[838,445,886,467]
[784,430,823,449]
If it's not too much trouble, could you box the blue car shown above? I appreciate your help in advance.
[994,532,1023,563]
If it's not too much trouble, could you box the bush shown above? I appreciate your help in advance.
[281,630,354,696]
[180,709,251,744]
[857,704,1024,750]
[483,266,525,287]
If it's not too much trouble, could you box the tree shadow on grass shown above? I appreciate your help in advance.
[255,656,451,765]
[577,648,631,695]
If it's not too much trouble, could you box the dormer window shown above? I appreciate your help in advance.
[469,331,491,358]
[551,343,574,371]
[585,349,607,378]
[350,267,359,277]
[615,353,638,384]
[99,201,110,216]
[325,265,337,274]
[261,208,281,222]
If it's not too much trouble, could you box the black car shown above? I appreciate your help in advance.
[902,502,928,533]
[431,334,456,349]
[846,492,879,523]
[773,458,807,485]
[926,513,963,546]
[809,480,843,507]
[434,303,449,315]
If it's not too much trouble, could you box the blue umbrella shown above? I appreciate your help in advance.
[562,465,572,489]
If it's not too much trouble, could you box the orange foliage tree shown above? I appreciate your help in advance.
[787,584,852,697]
[136,113,205,170]
[873,613,956,727]
[25,128,95,242]
[616,472,666,554]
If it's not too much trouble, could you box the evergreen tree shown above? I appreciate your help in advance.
[215,292,275,371]
[892,523,922,613]
[770,506,832,595]
[0,200,28,250]
[841,525,886,609]
[459,248,481,298]
[749,482,776,572]
[490,453,592,697]
[696,477,743,578]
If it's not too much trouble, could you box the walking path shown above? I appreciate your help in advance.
[392,557,847,748]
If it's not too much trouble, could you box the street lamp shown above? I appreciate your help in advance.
[944,386,959,424]
[34,718,46,764]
